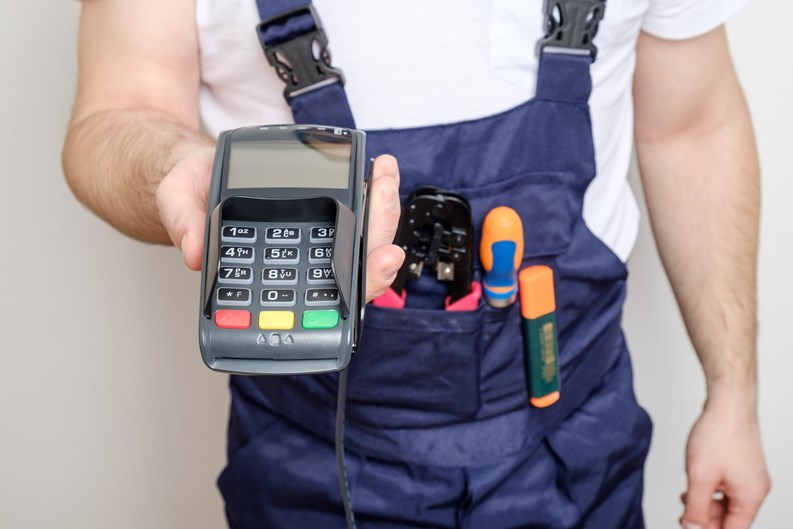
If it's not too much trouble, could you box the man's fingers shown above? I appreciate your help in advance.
[682,472,722,529]
[156,169,208,271]
[367,154,402,253]
[156,150,214,270]
[709,496,726,520]
[722,510,756,529]
[366,174,401,252]
[177,211,207,270]
[371,154,400,188]
[156,181,205,270]
[362,154,404,302]
[365,244,405,302]
[722,486,769,529]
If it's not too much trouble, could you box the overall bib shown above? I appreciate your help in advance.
[219,1,653,527]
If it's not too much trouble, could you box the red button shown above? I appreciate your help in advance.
[214,310,251,329]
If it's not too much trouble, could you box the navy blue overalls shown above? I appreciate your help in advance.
[219,1,653,527]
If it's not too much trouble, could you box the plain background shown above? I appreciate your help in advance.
[0,1,789,527]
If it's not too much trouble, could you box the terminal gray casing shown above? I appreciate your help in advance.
[199,125,368,375]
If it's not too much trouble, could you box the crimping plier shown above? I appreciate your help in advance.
[373,187,481,310]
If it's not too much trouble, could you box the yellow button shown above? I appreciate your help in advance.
[258,311,295,330]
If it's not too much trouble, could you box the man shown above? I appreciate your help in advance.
[63,0,770,527]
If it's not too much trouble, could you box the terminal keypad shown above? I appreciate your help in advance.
[212,223,341,334]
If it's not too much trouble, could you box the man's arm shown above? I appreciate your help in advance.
[63,0,403,294]
[634,26,770,528]
[63,0,214,268]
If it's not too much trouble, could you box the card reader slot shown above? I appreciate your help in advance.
[202,195,358,320]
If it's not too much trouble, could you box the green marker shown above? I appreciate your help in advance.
[519,266,560,408]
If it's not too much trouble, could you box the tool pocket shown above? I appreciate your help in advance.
[346,172,575,430]
[346,304,484,429]
[460,171,575,264]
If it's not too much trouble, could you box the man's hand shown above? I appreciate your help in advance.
[156,147,216,271]
[633,26,770,527]
[681,400,770,529]
[157,150,405,301]
[358,155,406,302]
[65,0,405,302]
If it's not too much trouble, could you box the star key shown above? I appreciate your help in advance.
[216,288,252,306]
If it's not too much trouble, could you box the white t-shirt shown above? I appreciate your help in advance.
[196,0,749,262]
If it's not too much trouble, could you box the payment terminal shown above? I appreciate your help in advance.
[199,125,368,375]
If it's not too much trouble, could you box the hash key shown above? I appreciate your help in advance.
[305,288,340,306]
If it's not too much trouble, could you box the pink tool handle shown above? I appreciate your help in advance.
[371,287,407,309]
[445,281,482,311]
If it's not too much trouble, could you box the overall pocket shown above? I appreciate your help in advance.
[346,304,485,429]
[346,172,575,430]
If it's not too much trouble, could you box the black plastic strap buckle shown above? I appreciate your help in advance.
[537,0,607,60]
[257,6,345,100]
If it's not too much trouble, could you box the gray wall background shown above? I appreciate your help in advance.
[0,1,788,527]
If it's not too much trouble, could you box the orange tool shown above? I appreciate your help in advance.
[480,207,523,307]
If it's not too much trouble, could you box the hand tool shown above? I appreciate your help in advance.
[519,266,561,408]
[480,207,524,307]
[373,187,479,310]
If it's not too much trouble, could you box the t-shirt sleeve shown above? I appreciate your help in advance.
[641,0,751,40]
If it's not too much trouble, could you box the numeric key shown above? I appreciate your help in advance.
[265,227,301,244]
[263,247,299,265]
[262,267,298,285]
[218,267,253,285]
[261,289,297,307]
[307,267,335,285]
[309,246,332,264]
[221,246,254,264]
[221,226,256,243]
[310,226,335,243]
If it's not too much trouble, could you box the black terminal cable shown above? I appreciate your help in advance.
[336,367,357,529]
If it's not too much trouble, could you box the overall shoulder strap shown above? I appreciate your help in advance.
[253,1,606,124]
[535,0,606,103]
[254,0,356,127]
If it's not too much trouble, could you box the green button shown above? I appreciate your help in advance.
[302,309,340,329]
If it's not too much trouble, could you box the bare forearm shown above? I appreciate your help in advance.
[636,87,760,403]
[63,109,214,244]
[634,29,770,527]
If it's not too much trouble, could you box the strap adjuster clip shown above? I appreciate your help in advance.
[537,0,607,60]
[257,6,345,99]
